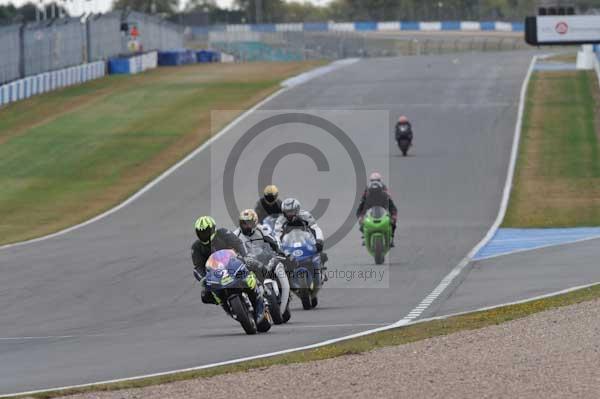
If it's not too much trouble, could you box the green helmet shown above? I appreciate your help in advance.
[195,216,216,244]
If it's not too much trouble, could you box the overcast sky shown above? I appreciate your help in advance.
[0,0,331,15]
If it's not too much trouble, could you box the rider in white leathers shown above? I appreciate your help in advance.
[234,209,290,316]
[274,198,324,251]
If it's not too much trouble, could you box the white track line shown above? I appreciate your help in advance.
[393,55,538,324]
[4,279,598,399]
[1,56,541,397]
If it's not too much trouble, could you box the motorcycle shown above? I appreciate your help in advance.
[243,240,291,325]
[395,124,412,156]
[362,206,392,265]
[204,249,272,335]
[281,228,324,310]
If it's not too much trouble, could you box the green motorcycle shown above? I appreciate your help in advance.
[362,206,392,265]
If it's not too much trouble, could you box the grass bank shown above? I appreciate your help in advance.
[503,70,600,227]
[11,283,600,399]
[0,61,321,245]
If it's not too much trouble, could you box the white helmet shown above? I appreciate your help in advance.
[281,198,301,222]
[369,171,383,184]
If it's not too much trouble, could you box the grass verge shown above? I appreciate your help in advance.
[503,69,600,227]
[8,282,600,399]
[0,61,322,245]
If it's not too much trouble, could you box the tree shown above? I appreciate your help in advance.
[112,0,179,16]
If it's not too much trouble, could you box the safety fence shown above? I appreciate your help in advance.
[0,61,105,107]
[193,20,524,36]
[209,30,529,61]
[0,11,184,85]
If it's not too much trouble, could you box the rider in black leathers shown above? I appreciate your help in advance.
[192,216,261,304]
[395,115,413,144]
[356,173,398,246]
[255,185,282,223]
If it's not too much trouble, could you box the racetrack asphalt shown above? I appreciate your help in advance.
[0,52,535,394]
[430,236,600,318]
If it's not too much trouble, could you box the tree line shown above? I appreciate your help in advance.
[4,0,600,25]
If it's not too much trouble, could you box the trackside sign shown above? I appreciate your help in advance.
[525,16,600,45]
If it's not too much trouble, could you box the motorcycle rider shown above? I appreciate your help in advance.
[234,209,282,257]
[274,198,324,252]
[274,198,327,284]
[255,185,282,223]
[192,215,261,304]
[234,209,291,314]
[356,173,398,247]
[395,115,413,144]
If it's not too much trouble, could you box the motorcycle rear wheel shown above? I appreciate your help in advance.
[282,303,291,323]
[266,287,283,324]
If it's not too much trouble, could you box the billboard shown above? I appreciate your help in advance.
[525,15,600,45]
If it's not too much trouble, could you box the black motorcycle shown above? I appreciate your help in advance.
[395,125,413,156]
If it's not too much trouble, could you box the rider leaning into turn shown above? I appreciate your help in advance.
[191,216,255,304]
[255,185,282,222]
[356,172,398,247]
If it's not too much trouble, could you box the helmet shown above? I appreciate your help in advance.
[195,216,216,244]
[369,172,383,184]
[281,198,301,223]
[398,115,409,124]
[239,209,258,236]
[263,185,279,204]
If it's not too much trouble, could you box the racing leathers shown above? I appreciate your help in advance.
[395,121,413,143]
[255,198,282,223]
[234,224,281,254]
[274,210,324,251]
[234,225,291,311]
[356,186,398,241]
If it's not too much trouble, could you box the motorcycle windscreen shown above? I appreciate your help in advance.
[366,206,388,219]
[281,229,316,261]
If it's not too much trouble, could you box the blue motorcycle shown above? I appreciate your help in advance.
[281,228,324,310]
[205,249,272,335]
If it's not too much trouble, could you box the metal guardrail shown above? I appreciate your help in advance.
[0,11,184,85]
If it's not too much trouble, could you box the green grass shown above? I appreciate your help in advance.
[11,282,600,399]
[503,70,600,227]
[0,62,322,244]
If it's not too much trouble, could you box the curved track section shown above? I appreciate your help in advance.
[0,52,533,394]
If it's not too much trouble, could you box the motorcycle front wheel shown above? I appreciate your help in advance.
[229,295,257,335]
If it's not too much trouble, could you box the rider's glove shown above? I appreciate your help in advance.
[316,239,324,252]
[244,256,262,270]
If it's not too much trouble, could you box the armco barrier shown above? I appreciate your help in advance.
[157,49,195,66]
[0,61,104,108]
[108,51,158,75]
[197,20,524,34]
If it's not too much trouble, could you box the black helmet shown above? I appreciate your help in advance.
[195,216,216,244]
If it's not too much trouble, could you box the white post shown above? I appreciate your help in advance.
[576,44,594,70]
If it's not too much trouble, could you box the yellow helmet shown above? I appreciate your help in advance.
[263,185,279,204]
